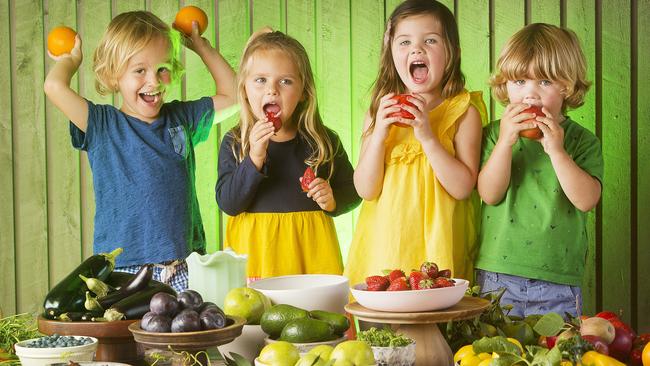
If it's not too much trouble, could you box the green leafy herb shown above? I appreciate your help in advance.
[0,312,41,365]
[533,313,565,337]
[357,327,413,347]
[472,336,521,355]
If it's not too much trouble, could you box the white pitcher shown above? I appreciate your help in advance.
[186,248,247,308]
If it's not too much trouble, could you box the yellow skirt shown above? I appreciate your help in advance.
[225,211,343,281]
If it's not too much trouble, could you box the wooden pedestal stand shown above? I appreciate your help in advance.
[38,316,141,363]
[345,296,490,366]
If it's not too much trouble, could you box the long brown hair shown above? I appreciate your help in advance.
[230,31,338,178]
[367,0,465,134]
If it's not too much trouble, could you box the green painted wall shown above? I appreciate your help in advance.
[0,0,648,331]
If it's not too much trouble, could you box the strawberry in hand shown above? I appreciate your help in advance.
[408,271,429,290]
[387,277,410,291]
[387,94,416,127]
[300,167,316,192]
[365,275,390,291]
[264,110,282,133]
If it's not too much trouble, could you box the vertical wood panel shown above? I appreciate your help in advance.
[252,0,284,33]
[530,0,561,25]
[0,0,15,315]
[186,0,219,251]
[635,0,650,333]
[287,0,316,63]
[45,0,82,289]
[601,1,632,324]
[14,0,48,313]
[492,0,525,120]
[315,0,353,258]
[78,0,112,261]
[457,0,490,110]
[150,0,181,103]
[114,0,144,14]
[566,0,598,315]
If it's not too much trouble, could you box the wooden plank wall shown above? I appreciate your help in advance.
[0,0,647,332]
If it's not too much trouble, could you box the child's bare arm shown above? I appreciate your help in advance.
[185,22,236,111]
[43,36,88,132]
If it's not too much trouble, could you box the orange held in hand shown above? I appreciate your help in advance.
[47,26,77,56]
[174,5,208,36]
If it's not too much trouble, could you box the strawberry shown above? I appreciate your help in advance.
[418,278,435,289]
[387,277,410,291]
[438,269,452,278]
[433,277,454,288]
[420,261,439,279]
[300,167,316,192]
[408,271,429,290]
[365,275,389,291]
[386,269,406,282]
[264,110,282,132]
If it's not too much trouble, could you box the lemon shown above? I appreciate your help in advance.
[257,341,299,366]
[454,345,475,363]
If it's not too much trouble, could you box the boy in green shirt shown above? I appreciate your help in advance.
[476,23,603,318]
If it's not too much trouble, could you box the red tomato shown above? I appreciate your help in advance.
[387,94,416,127]
[596,311,620,321]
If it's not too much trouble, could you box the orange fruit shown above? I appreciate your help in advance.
[174,6,208,36]
[47,26,77,56]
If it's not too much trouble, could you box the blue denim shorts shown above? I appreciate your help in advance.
[475,269,582,318]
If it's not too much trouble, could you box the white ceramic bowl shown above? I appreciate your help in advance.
[264,335,347,354]
[14,336,98,366]
[218,324,267,362]
[249,275,349,314]
[350,278,469,312]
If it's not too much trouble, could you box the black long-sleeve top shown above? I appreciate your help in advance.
[215,129,361,217]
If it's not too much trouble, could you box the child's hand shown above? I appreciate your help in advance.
[398,94,436,143]
[47,35,83,68]
[498,103,538,146]
[249,118,275,170]
[535,107,566,156]
[177,21,212,55]
[303,178,336,212]
[372,93,402,140]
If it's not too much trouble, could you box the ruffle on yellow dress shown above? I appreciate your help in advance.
[226,211,343,281]
[344,90,487,287]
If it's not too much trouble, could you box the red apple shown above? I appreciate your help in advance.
[519,106,544,139]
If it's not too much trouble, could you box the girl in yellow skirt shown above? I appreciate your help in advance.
[216,30,360,282]
[345,0,487,288]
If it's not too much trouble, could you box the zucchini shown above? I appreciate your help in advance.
[91,264,153,311]
[42,248,123,319]
[104,281,175,321]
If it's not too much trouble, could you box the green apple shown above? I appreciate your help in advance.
[330,340,375,366]
[223,287,268,325]
[307,345,334,361]
[257,341,299,366]
[295,354,328,366]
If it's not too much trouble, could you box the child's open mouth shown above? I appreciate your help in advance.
[410,61,429,84]
[139,91,162,105]
[263,103,282,132]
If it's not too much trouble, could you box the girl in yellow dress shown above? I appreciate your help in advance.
[345,0,487,287]
[216,30,360,282]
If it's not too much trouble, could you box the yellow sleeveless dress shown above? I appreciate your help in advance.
[344,91,487,287]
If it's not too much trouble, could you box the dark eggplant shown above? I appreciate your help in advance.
[171,309,201,332]
[105,271,137,289]
[141,312,172,333]
[149,292,180,317]
[94,264,153,310]
[177,290,203,311]
[59,311,103,322]
[103,281,175,321]
[42,248,123,319]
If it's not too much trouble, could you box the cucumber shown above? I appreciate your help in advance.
[42,248,123,319]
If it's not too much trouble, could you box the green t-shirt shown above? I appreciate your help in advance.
[476,118,604,286]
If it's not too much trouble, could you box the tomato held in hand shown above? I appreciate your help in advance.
[47,26,77,56]
[387,94,416,127]
[300,167,316,192]
[174,6,208,36]
[519,105,544,139]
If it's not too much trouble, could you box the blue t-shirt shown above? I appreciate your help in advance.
[71,97,214,267]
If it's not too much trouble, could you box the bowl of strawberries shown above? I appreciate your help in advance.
[350,262,468,313]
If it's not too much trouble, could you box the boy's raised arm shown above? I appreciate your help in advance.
[43,36,89,132]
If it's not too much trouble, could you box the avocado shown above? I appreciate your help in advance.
[279,317,334,343]
[260,304,310,338]
[309,310,350,335]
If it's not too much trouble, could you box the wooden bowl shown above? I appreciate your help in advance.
[37,316,140,363]
[128,316,245,352]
